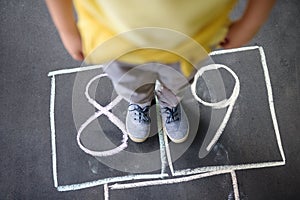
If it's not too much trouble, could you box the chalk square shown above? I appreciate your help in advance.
[49,67,167,191]
[107,171,238,200]
[168,47,285,175]
[48,46,285,191]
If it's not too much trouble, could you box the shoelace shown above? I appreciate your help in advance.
[128,104,151,123]
[163,106,180,124]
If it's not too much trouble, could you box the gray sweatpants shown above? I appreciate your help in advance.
[103,61,195,107]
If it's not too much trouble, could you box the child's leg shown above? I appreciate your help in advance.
[103,61,157,105]
[156,62,195,143]
[156,62,194,107]
[103,61,157,142]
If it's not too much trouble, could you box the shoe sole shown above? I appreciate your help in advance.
[163,125,189,143]
[127,131,150,143]
[126,121,150,143]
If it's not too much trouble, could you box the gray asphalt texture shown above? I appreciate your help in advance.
[1,0,299,199]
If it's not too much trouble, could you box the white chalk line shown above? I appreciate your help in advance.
[155,96,168,175]
[209,46,259,56]
[56,174,168,192]
[76,108,127,156]
[163,128,175,176]
[158,127,168,175]
[206,65,239,151]
[104,184,109,200]
[50,75,58,188]
[171,46,285,174]
[47,46,259,77]
[230,171,240,200]
[160,104,175,176]
[173,160,285,176]
[206,103,234,151]
[47,64,104,77]
[107,170,240,200]
[105,161,282,195]
[109,169,233,190]
[259,47,286,163]
[191,64,240,109]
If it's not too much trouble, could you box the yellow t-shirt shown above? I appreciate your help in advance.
[73,0,237,76]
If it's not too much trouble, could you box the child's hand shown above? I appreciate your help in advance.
[220,0,276,49]
[60,29,84,61]
[220,19,259,49]
[45,0,84,61]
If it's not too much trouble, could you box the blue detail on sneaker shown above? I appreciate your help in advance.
[163,107,180,124]
[126,104,151,143]
[161,104,189,143]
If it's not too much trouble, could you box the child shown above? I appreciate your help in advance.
[46,0,276,143]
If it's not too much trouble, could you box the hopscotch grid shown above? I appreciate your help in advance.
[164,46,285,176]
[48,46,286,192]
[49,67,168,191]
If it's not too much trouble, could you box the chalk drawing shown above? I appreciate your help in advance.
[258,47,286,162]
[49,69,169,191]
[104,184,109,200]
[48,46,285,197]
[157,95,175,176]
[191,63,240,151]
[56,174,168,192]
[76,73,128,157]
[110,169,232,190]
[48,65,103,77]
[107,170,240,200]
[155,95,168,175]
[50,75,58,187]
[230,171,240,200]
[173,160,285,177]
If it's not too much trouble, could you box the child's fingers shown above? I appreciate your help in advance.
[220,37,229,47]
[72,51,84,61]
